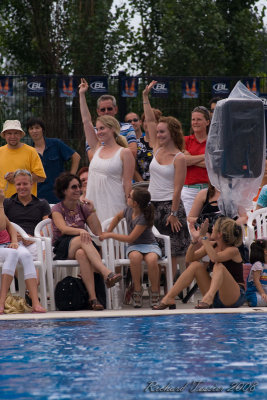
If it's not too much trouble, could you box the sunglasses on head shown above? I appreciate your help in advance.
[70,184,81,190]
[126,118,139,123]
[99,107,114,112]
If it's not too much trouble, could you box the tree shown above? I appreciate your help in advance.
[126,0,266,76]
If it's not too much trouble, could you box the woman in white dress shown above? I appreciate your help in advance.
[79,79,135,222]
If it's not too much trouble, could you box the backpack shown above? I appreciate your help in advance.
[55,276,89,311]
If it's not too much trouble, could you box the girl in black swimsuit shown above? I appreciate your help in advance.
[153,216,246,309]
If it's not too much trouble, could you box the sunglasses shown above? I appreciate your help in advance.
[126,118,139,123]
[99,107,114,112]
[70,184,82,190]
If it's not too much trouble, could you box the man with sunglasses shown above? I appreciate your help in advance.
[86,94,137,161]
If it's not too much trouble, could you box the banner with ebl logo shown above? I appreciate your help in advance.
[89,77,108,95]
[59,77,77,97]
[182,79,199,98]
[121,77,138,97]
[27,77,46,96]
[242,78,260,97]
[0,77,13,97]
[151,80,169,97]
[211,80,230,97]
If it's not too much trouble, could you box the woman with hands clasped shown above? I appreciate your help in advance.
[51,173,122,311]
[143,81,190,277]
[79,78,135,223]
[153,216,246,310]
[0,189,45,314]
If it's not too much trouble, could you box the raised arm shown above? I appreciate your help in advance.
[79,78,98,151]
[142,81,158,149]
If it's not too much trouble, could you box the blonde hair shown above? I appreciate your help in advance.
[96,115,128,148]
[4,293,32,314]
[214,217,243,247]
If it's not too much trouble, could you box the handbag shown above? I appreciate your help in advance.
[55,276,89,311]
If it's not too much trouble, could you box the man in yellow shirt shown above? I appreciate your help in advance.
[0,120,46,197]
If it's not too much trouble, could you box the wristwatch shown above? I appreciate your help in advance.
[170,211,178,217]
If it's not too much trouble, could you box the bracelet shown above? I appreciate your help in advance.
[201,236,208,240]
[143,102,148,104]
[91,209,96,213]
[191,240,198,245]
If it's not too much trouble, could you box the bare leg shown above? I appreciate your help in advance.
[201,263,241,306]
[69,237,111,280]
[144,253,160,292]
[171,256,178,278]
[129,251,143,291]
[25,278,46,312]
[163,261,211,304]
[0,274,13,313]
[75,248,96,300]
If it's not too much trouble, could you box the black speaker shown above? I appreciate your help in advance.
[208,99,265,178]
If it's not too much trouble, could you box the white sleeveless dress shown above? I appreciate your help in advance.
[86,147,126,222]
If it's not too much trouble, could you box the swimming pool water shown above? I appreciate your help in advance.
[0,313,266,400]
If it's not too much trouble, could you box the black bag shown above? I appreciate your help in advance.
[195,201,223,234]
[55,276,89,311]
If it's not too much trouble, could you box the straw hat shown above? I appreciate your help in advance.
[1,120,25,138]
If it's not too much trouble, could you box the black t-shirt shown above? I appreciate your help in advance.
[4,194,51,235]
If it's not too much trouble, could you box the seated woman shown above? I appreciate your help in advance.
[51,172,122,311]
[0,189,45,314]
[153,216,246,310]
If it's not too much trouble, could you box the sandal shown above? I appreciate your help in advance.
[148,288,160,307]
[152,301,176,310]
[195,301,213,309]
[105,272,122,288]
[132,288,144,308]
[88,299,104,311]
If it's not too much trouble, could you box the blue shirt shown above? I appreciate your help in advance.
[257,185,267,208]
[85,122,136,152]
[34,137,75,203]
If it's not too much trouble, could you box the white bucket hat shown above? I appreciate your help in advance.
[1,120,25,138]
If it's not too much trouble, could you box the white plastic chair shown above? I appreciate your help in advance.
[34,219,112,310]
[0,223,48,309]
[246,207,267,250]
[101,217,173,309]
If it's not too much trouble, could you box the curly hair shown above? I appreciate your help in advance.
[54,172,81,200]
[158,116,184,151]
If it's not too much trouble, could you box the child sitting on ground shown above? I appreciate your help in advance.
[246,239,267,307]
[100,187,161,308]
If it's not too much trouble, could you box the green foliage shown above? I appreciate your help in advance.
[126,0,266,76]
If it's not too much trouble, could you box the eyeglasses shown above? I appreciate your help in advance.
[14,169,32,179]
[70,184,82,190]
[99,107,114,112]
[126,118,139,123]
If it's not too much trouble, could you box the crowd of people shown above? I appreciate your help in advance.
[0,79,266,313]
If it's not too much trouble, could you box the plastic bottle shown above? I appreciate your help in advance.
[112,283,122,310]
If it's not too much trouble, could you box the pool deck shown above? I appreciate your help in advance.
[1,296,267,321]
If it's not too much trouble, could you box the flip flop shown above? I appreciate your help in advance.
[195,301,213,309]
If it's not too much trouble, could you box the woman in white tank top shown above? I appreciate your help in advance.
[144,81,190,279]
[79,79,135,222]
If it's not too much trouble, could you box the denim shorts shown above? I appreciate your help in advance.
[126,243,162,258]
[213,285,246,308]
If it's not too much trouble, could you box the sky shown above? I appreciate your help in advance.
[112,0,267,27]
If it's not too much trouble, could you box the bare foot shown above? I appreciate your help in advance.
[32,304,46,313]
[0,304,4,315]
